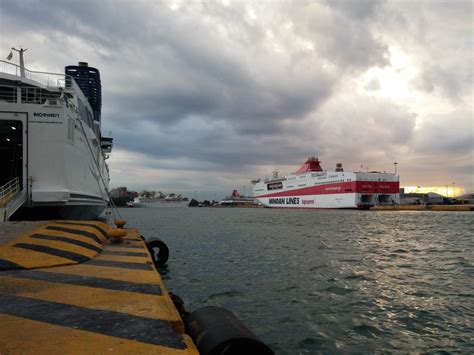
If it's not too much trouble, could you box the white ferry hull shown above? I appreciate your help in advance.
[1,107,108,219]
[256,193,359,209]
[157,200,189,206]
[253,160,400,209]
[0,61,110,220]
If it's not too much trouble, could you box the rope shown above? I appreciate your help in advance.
[78,119,122,221]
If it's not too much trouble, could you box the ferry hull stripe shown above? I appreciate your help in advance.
[256,181,399,198]
[85,259,153,270]
[0,294,186,348]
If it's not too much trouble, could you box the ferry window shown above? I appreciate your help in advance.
[267,181,283,190]
[21,87,37,103]
[0,86,17,103]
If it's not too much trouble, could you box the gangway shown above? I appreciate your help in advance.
[0,177,26,221]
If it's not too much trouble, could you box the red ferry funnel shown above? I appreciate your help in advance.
[295,156,323,173]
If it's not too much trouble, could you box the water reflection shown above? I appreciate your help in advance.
[123,207,473,353]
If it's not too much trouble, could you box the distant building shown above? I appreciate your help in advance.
[111,187,128,198]
[425,192,444,204]
[400,192,445,205]
[458,192,474,204]
[127,190,138,199]
[400,192,423,205]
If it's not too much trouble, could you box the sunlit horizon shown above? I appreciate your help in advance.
[402,186,466,197]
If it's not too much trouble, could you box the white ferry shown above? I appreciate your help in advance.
[0,48,112,220]
[251,157,399,209]
[220,189,255,206]
[159,194,189,203]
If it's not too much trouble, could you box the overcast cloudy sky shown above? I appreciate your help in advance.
[1,0,472,198]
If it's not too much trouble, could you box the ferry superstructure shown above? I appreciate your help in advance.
[0,49,112,220]
[251,157,399,209]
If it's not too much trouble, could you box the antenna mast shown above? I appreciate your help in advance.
[12,47,28,78]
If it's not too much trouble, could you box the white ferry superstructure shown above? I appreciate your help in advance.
[0,49,112,219]
[251,157,399,209]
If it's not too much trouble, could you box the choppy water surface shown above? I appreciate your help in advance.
[121,207,473,354]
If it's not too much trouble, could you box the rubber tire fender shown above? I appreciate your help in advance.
[145,237,169,267]
[184,306,274,355]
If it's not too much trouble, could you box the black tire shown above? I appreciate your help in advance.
[145,237,169,267]
[184,306,274,355]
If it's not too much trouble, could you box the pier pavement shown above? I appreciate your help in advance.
[0,220,198,354]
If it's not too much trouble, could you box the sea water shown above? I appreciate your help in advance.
[119,206,473,354]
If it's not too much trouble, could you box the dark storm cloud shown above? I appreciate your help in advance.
[308,95,418,166]
[325,0,383,20]
[287,0,389,70]
[109,71,333,132]
[411,110,473,155]
[0,0,143,47]
[95,0,391,162]
[381,0,473,102]
[1,0,472,191]
[15,0,337,134]
[0,0,381,139]
[414,63,470,101]
[107,116,312,171]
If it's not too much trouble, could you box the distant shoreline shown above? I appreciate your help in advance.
[371,204,473,211]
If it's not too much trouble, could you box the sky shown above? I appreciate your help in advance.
[1,0,472,199]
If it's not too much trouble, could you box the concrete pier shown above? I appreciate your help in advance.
[0,220,198,354]
[0,221,46,245]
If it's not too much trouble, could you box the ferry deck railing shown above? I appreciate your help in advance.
[0,60,85,108]
[0,177,20,208]
[0,60,65,88]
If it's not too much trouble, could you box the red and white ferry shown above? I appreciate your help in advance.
[251,157,399,209]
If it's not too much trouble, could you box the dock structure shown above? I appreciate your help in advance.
[0,221,198,354]
[370,204,473,211]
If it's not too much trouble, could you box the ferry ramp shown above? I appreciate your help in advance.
[0,220,198,354]
[0,177,27,222]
